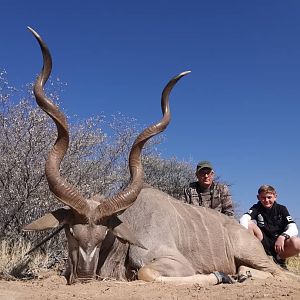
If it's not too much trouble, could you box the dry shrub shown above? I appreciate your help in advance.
[0,69,197,281]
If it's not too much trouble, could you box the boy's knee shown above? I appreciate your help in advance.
[293,237,300,251]
[248,222,263,241]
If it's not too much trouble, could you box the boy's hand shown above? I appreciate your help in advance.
[274,235,285,253]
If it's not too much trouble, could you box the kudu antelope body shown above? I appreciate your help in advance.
[24,28,297,286]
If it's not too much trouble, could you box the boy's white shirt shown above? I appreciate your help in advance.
[239,214,251,229]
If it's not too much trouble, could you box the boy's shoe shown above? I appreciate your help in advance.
[273,257,288,270]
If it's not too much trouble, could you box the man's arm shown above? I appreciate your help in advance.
[182,187,191,204]
[220,184,234,217]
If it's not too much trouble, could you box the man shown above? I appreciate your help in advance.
[183,161,234,217]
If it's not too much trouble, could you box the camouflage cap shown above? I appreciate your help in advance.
[196,161,213,173]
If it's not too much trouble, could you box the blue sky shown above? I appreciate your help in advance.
[2,1,300,222]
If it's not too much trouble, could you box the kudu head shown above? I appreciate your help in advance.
[23,27,190,284]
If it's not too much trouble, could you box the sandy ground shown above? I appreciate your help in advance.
[0,272,300,300]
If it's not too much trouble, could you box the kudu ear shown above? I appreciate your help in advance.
[23,207,72,231]
[108,216,147,250]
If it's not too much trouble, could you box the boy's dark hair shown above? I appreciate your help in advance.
[257,184,277,195]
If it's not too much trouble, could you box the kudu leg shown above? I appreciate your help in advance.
[137,255,227,286]
[237,265,273,281]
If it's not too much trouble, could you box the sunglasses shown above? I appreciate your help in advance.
[198,170,214,177]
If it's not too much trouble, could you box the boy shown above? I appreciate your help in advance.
[239,184,300,268]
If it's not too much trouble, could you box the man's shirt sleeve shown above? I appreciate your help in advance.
[182,187,191,203]
[220,184,234,217]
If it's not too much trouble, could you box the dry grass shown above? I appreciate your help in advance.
[287,255,300,274]
[0,240,50,280]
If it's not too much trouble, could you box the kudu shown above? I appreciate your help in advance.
[24,28,296,286]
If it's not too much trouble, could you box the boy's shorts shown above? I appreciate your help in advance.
[261,234,277,258]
